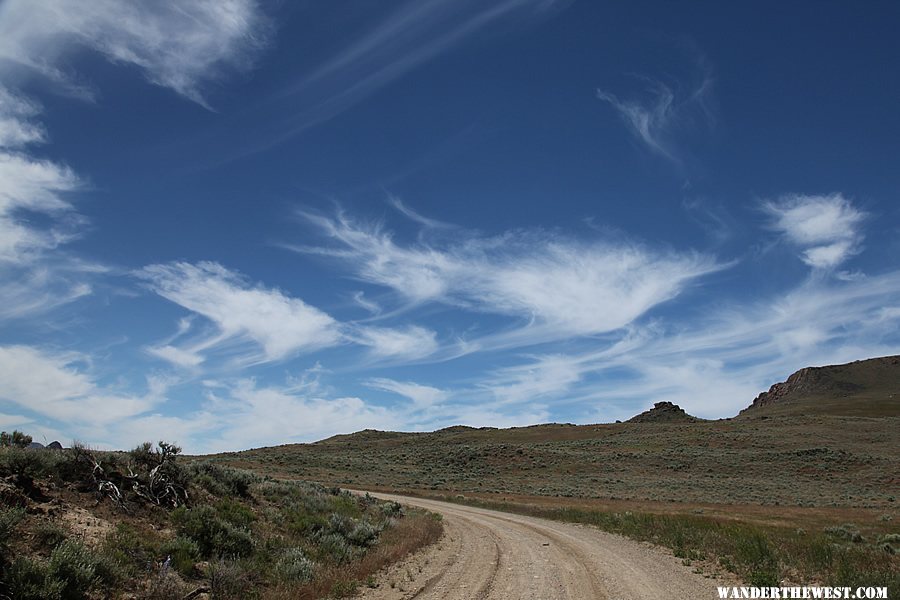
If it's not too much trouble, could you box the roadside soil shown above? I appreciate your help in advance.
[358,493,731,600]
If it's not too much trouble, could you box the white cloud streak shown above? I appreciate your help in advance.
[0,151,81,263]
[763,193,866,269]
[481,270,900,419]
[294,211,722,348]
[139,260,443,368]
[354,325,439,360]
[597,63,714,165]
[200,379,399,452]
[0,345,163,426]
[0,0,269,107]
[0,84,94,319]
[0,87,45,148]
[484,354,584,404]
[0,0,268,319]
[138,262,343,365]
[258,0,566,142]
[366,377,448,408]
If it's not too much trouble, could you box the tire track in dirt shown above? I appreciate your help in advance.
[407,512,503,599]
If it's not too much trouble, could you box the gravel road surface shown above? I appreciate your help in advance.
[358,493,727,600]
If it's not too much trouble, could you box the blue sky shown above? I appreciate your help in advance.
[1,0,898,452]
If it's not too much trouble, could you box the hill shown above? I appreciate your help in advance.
[740,355,900,418]
[214,356,899,511]
[626,401,701,423]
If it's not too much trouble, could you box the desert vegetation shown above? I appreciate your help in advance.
[210,360,899,594]
[214,415,898,509]
[0,436,441,599]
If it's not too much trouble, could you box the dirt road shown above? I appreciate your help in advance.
[359,493,726,600]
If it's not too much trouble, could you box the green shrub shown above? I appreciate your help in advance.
[298,491,333,515]
[326,513,355,537]
[0,430,32,448]
[273,547,315,583]
[0,446,57,478]
[1,528,120,600]
[4,557,64,600]
[100,523,159,579]
[172,505,254,558]
[215,498,256,529]
[0,506,24,553]
[317,533,356,564]
[214,524,255,558]
[48,542,98,600]
[33,520,68,549]
[287,508,327,536]
[381,501,403,518]
[160,536,201,577]
[347,520,380,547]
[189,462,258,498]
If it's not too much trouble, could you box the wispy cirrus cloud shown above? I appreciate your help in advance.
[0,0,270,321]
[762,193,866,269]
[138,261,443,368]
[480,269,900,420]
[0,345,166,428]
[292,210,722,348]
[597,57,714,166]
[366,377,448,408]
[245,0,567,147]
[0,150,81,263]
[0,0,269,107]
[0,266,94,322]
[354,325,439,361]
[138,262,344,366]
[0,84,94,320]
[200,378,399,452]
[0,87,81,267]
[0,87,45,147]
[484,354,583,404]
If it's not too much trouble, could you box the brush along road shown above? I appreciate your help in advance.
[358,493,726,600]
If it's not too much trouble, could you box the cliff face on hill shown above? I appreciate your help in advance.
[740,355,899,415]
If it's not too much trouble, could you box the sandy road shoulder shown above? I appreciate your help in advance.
[358,494,727,600]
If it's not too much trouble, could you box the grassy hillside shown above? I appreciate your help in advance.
[215,356,899,510]
[215,415,899,591]
[214,415,898,509]
[0,440,441,599]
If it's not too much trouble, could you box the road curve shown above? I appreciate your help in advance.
[359,493,726,600]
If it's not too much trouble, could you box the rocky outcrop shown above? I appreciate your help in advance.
[627,401,700,423]
[740,355,899,415]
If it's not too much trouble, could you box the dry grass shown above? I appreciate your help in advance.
[261,510,443,599]
[214,415,900,510]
